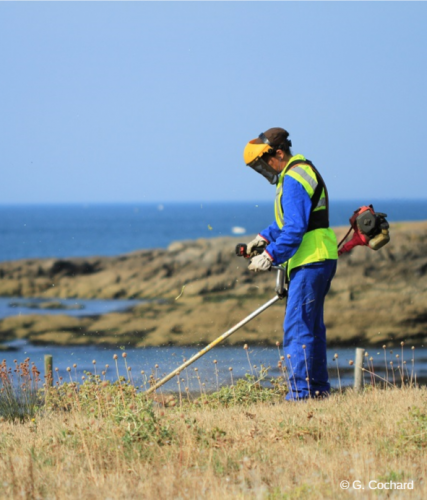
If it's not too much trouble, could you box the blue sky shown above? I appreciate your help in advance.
[1,2,426,204]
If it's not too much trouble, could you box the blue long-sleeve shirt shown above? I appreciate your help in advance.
[259,174,312,265]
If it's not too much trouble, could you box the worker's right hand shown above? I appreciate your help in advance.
[248,251,273,272]
[246,234,268,257]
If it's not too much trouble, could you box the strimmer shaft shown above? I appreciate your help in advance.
[146,294,281,395]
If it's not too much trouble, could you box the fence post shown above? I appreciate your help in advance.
[44,354,53,387]
[354,348,365,392]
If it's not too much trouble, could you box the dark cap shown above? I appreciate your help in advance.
[262,127,290,148]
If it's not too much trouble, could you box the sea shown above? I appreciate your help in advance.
[1,200,427,390]
[1,199,427,262]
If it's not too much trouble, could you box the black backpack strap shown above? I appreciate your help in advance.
[304,160,330,230]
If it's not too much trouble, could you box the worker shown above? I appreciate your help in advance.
[243,127,338,400]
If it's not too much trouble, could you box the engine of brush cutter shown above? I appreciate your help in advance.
[338,205,390,256]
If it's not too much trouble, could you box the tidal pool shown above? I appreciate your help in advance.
[0,297,142,318]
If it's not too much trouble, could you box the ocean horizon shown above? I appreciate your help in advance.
[0,199,426,262]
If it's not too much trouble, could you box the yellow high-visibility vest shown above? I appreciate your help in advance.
[274,154,338,274]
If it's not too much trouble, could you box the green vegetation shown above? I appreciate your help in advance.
[0,358,42,422]
[1,352,426,499]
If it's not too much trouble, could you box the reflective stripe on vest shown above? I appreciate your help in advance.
[313,188,327,212]
[287,165,318,197]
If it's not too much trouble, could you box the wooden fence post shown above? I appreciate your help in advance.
[354,348,365,392]
[44,354,53,387]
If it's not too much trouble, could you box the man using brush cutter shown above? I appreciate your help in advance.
[144,130,389,397]
[243,128,338,400]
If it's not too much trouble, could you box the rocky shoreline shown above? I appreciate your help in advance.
[1,221,427,349]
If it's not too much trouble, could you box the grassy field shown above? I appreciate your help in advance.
[1,356,426,499]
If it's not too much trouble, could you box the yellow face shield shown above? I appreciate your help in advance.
[243,139,278,185]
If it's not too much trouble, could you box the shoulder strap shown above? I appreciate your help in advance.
[305,159,330,229]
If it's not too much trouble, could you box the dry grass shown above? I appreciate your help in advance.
[0,371,426,499]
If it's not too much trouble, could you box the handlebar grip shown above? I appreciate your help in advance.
[235,243,265,259]
[235,243,248,258]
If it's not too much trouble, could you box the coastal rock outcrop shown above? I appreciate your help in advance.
[0,222,427,347]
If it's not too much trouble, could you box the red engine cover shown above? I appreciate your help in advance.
[338,206,373,256]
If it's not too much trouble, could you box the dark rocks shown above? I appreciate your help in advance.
[48,260,98,277]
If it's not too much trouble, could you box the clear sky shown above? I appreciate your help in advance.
[1,2,426,204]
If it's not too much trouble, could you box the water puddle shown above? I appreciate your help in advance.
[0,297,142,318]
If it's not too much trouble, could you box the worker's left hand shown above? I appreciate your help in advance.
[248,252,273,272]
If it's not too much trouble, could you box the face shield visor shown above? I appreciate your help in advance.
[247,156,278,185]
[243,135,279,185]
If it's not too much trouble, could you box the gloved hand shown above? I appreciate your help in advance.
[248,251,273,272]
[246,234,268,257]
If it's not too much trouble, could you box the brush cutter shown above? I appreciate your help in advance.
[145,205,390,395]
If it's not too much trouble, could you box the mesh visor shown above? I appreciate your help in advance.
[248,157,278,185]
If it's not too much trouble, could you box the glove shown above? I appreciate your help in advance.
[248,251,273,272]
[246,234,268,257]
